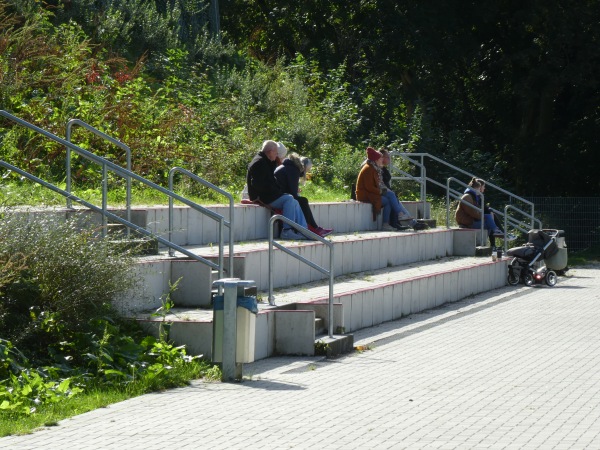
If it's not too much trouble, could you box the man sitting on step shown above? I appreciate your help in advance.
[247,140,309,240]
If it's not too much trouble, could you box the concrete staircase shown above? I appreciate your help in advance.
[110,200,506,362]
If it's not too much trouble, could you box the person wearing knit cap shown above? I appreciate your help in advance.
[276,142,288,166]
[356,146,425,231]
[246,140,310,240]
[355,147,386,226]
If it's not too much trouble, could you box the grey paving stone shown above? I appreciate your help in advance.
[2,265,600,449]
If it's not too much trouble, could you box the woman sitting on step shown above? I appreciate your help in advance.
[455,177,514,247]
[274,152,333,238]
[356,147,427,232]
[380,149,428,231]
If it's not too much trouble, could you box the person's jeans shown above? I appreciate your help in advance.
[269,194,307,230]
[382,190,412,225]
[472,213,499,246]
[472,213,497,231]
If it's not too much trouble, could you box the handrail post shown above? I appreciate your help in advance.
[102,163,108,238]
[66,119,132,237]
[168,167,234,279]
[268,221,275,306]
[65,126,73,210]
[328,245,334,338]
[446,179,451,229]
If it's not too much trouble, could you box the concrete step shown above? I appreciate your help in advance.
[170,227,477,291]
[131,201,432,246]
[132,255,508,361]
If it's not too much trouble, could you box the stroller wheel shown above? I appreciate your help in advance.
[545,271,557,287]
[524,273,535,286]
[507,269,520,286]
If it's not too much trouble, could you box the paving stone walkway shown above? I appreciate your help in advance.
[3,265,600,449]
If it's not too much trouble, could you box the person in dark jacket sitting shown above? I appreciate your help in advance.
[274,153,333,237]
[246,140,309,240]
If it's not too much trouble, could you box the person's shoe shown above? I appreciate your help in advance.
[317,227,333,237]
[398,212,413,222]
[280,228,308,240]
[308,225,320,235]
[393,224,411,231]
[493,229,517,241]
[382,223,396,232]
[412,221,429,231]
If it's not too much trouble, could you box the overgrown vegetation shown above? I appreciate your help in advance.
[0,0,373,204]
[0,210,217,435]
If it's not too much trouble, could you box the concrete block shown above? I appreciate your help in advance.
[171,260,213,307]
[253,312,270,361]
[274,310,315,356]
[453,229,477,256]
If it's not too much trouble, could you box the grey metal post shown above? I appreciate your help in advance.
[102,163,108,238]
[212,278,255,382]
[268,221,274,305]
[222,279,239,381]
[328,245,334,338]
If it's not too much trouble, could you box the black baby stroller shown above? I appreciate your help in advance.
[506,229,568,287]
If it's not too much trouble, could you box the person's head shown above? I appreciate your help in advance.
[300,157,312,176]
[366,146,383,165]
[261,140,279,161]
[286,152,303,171]
[468,177,483,191]
[380,149,390,166]
[475,178,486,192]
[300,156,312,183]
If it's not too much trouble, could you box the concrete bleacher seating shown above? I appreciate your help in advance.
[111,200,505,361]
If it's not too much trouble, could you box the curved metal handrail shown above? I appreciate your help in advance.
[1,110,227,276]
[268,215,335,338]
[66,118,132,237]
[503,204,542,253]
[0,159,220,270]
[168,167,234,278]
[392,151,537,232]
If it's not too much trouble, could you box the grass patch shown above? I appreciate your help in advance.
[0,360,219,437]
[568,247,600,267]
[1,180,350,208]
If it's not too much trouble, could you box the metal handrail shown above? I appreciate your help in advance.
[390,151,537,231]
[0,110,226,276]
[66,119,132,237]
[268,215,335,339]
[168,167,234,278]
[0,159,220,270]
[388,154,427,218]
[503,205,542,253]
[446,177,486,243]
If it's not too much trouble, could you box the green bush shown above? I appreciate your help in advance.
[0,208,214,418]
[0,209,137,360]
